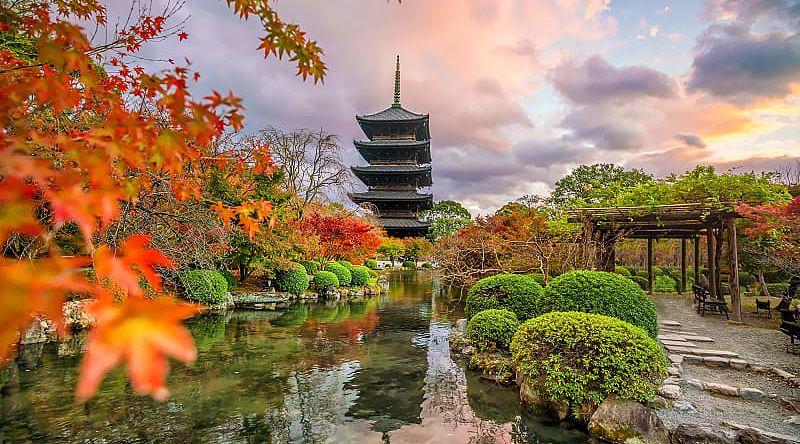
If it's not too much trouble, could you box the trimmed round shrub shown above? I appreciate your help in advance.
[314,270,340,289]
[467,309,520,352]
[465,274,544,321]
[298,259,320,275]
[364,258,378,269]
[614,266,631,277]
[351,265,371,286]
[181,269,228,304]
[276,262,310,295]
[539,270,658,338]
[402,260,417,269]
[219,269,237,290]
[653,275,677,293]
[337,260,355,271]
[368,268,379,278]
[421,262,433,269]
[324,263,352,286]
[526,273,547,288]
[629,275,648,291]
[511,312,667,416]
[636,270,649,279]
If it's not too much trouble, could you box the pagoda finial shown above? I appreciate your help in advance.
[392,55,401,107]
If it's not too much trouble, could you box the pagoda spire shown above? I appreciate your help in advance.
[392,55,401,107]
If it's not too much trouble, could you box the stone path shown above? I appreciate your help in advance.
[652,295,800,440]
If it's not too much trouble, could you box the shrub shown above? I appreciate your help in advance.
[539,270,658,338]
[636,270,649,279]
[384,263,392,268]
[298,259,321,275]
[337,260,355,270]
[402,260,416,269]
[511,312,667,417]
[421,262,433,269]
[467,309,520,352]
[614,266,631,277]
[652,266,665,276]
[276,262,310,295]
[739,272,755,287]
[653,275,677,293]
[526,273,547,288]
[314,270,340,289]
[181,269,228,304]
[767,282,789,296]
[629,275,648,291]
[219,269,237,290]
[465,274,544,321]
[368,268,379,278]
[324,263,352,286]
[351,265,371,286]
[626,266,640,276]
[661,266,679,280]
[364,258,378,269]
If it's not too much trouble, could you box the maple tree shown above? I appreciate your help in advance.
[0,0,325,400]
[296,209,382,262]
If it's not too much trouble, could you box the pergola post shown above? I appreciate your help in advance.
[714,224,724,299]
[647,237,654,295]
[680,238,687,294]
[707,225,717,300]
[693,236,700,288]
[726,216,742,322]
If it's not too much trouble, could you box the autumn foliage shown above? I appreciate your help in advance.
[0,0,325,399]
[296,210,382,262]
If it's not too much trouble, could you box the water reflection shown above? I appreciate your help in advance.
[0,271,585,443]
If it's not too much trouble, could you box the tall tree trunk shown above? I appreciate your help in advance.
[757,269,769,297]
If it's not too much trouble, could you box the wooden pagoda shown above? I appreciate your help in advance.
[349,56,432,237]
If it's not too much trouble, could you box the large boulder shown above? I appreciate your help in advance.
[671,423,738,444]
[587,396,670,444]
[20,317,56,345]
[63,299,96,330]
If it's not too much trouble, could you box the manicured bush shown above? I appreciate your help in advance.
[636,270,649,279]
[368,268,379,278]
[276,262,310,295]
[324,263,352,286]
[539,270,658,338]
[511,312,667,417]
[298,259,321,275]
[314,270,340,289]
[465,274,544,321]
[653,275,677,293]
[351,265,371,286]
[181,269,228,304]
[467,309,520,352]
[402,260,416,269]
[629,275,648,291]
[421,262,433,269]
[614,266,631,277]
[337,260,355,270]
[767,282,789,296]
[364,258,378,269]
[219,269,237,290]
[526,273,547,288]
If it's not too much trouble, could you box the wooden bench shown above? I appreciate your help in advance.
[694,286,729,319]
[754,299,772,318]
[780,309,800,354]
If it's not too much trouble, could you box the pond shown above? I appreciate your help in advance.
[0,271,586,443]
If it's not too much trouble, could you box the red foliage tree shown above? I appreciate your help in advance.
[296,211,382,262]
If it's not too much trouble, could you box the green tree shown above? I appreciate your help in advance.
[377,238,405,265]
[421,200,473,241]
[550,164,653,208]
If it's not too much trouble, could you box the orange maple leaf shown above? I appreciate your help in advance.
[94,235,174,296]
[76,296,199,401]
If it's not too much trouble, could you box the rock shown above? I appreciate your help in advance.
[461,345,475,356]
[663,376,682,386]
[646,395,671,409]
[587,395,670,444]
[658,384,682,400]
[686,379,704,389]
[20,317,56,345]
[672,400,697,413]
[692,349,739,358]
[703,356,730,367]
[454,318,468,336]
[205,292,235,310]
[723,421,800,444]
[669,354,684,364]
[728,359,748,370]
[779,398,800,414]
[518,379,570,420]
[739,387,766,400]
[783,416,800,425]
[667,366,683,377]
[671,423,738,444]
[772,368,797,379]
[660,320,682,327]
[661,340,697,348]
[684,354,704,363]
[63,299,96,330]
[702,382,739,397]
[682,335,715,343]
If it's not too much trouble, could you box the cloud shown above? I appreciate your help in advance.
[552,55,678,104]
[650,25,660,37]
[657,6,671,15]
[674,133,708,148]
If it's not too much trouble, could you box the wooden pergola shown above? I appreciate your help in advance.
[567,203,744,322]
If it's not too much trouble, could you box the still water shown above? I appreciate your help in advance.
[0,272,586,443]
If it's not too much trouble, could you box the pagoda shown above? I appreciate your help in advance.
[349,56,432,238]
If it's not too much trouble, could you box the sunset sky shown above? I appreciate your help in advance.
[135,0,800,214]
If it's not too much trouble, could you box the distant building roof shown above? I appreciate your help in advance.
[351,165,431,174]
[350,191,433,202]
[380,218,430,229]
[356,106,428,122]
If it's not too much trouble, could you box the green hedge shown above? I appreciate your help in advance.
[526,273,547,288]
[402,260,417,269]
[351,265,371,286]
[465,274,544,321]
[636,270,649,279]
[181,269,228,304]
[614,266,631,277]
[539,270,658,338]
[337,260,355,271]
[364,258,378,269]
[511,312,667,417]
[324,263,352,286]
[219,269,237,290]
[298,259,321,275]
[314,270,340,289]
[467,309,520,352]
[276,262,310,295]
[629,275,648,291]
[653,275,677,293]
[421,262,433,269]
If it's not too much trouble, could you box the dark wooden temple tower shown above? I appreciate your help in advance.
[350,56,432,237]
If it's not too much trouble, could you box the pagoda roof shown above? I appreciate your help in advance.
[350,191,432,202]
[380,218,430,229]
[356,105,428,123]
[354,139,429,148]
[351,165,431,174]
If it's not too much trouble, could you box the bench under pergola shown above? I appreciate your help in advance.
[567,203,744,322]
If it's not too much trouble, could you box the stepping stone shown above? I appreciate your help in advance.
[659,384,682,399]
[740,387,766,400]
[663,345,697,354]
[729,359,748,370]
[658,334,690,341]
[661,340,697,348]
[668,354,684,364]
[681,335,714,343]
[692,349,739,358]
[683,355,704,363]
[660,320,682,327]
[703,356,729,367]
[702,382,739,396]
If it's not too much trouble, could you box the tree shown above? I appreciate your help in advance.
[259,127,350,217]
[421,200,472,241]
[295,209,381,262]
[0,0,325,400]
[550,164,653,208]
[377,238,405,265]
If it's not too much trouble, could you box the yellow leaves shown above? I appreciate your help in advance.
[76,296,199,401]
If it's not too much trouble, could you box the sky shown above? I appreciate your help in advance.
[128,0,800,215]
